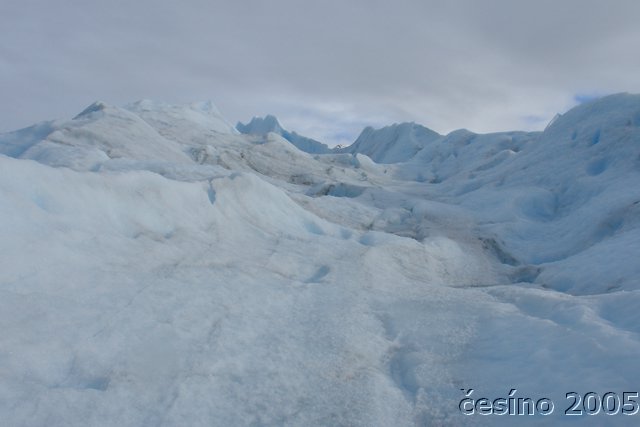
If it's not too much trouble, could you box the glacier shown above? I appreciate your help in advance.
[237,115,332,154]
[1,94,639,426]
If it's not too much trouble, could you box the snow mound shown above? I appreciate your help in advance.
[236,114,284,135]
[0,102,192,170]
[74,100,110,118]
[396,93,640,295]
[125,99,238,136]
[0,120,56,158]
[237,115,331,154]
[395,128,536,183]
[339,122,441,163]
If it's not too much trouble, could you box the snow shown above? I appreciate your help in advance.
[237,115,332,154]
[237,114,285,135]
[1,94,640,426]
[125,99,238,136]
[337,122,442,163]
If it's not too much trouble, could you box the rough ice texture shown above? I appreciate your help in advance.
[237,115,332,154]
[336,122,442,163]
[1,94,639,426]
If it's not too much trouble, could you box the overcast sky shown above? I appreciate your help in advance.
[2,0,640,146]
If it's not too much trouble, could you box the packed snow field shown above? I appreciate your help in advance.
[1,94,639,426]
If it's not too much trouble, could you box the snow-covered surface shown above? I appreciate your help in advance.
[1,94,639,426]
[237,115,331,154]
[338,122,442,163]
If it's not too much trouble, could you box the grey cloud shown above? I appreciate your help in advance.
[2,0,640,145]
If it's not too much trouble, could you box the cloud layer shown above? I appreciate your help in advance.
[2,0,640,145]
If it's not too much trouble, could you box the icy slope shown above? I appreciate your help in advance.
[0,155,498,426]
[338,122,442,163]
[396,93,640,295]
[0,101,193,170]
[394,128,538,183]
[1,95,640,426]
[0,101,366,186]
[125,99,238,136]
[237,115,332,154]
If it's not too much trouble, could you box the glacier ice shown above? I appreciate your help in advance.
[1,94,639,426]
[237,115,332,154]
